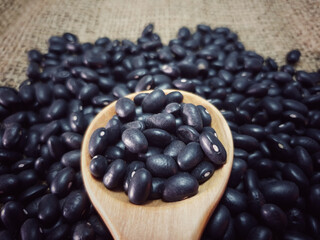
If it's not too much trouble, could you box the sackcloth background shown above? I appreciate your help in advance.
[0,0,319,88]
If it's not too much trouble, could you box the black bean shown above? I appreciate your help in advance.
[89,155,108,178]
[294,146,313,177]
[260,180,299,206]
[162,172,198,202]
[128,168,152,204]
[163,140,186,160]
[164,102,181,117]
[166,91,183,104]
[123,161,146,192]
[308,184,320,217]
[199,130,227,165]
[146,154,178,178]
[290,136,320,154]
[61,150,80,170]
[115,97,136,120]
[50,167,75,197]
[88,214,112,238]
[121,128,148,154]
[72,222,95,240]
[286,49,301,64]
[61,132,83,150]
[222,188,247,215]
[18,184,47,203]
[228,158,247,188]
[0,174,19,195]
[266,135,294,159]
[261,204,287,232]
[204,204,231,239]
[103,159,126,189]
[143,128,172,148]
[146,113,176,133]
[17,170,38,189]
[2,123,22,149]
[196,105,212,127]
[88,128,110,157]
[181,103,203,132]
[62,190,89,222]
[104,146,124,160]
[1,201,26,233]
[246,226,272,240]
[287,207,306,231]
[282,163,309,191]
[38,194,60,226]
[177,142,203,171]
[149,177,165,200]
[234,212,258,239]
[296,71,315,87]
[191,161,215,184]
[20,218,42,240]
[112,84,130,98]
[141,89,166,113]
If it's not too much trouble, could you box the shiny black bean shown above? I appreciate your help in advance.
[273,71,292,83]
[128,168,152,205]
[228,158,247,188]
[72,222,95,240]
[238,124,265,140]
[88,214,112,238]
[172,79,195,91]
[38,194,60,226]
[0,174,19,195]
[162,172,198,202]
[282,99,308,115]
[234,212,257,238]
[260,180,299,206]
[286,207,306,231]
[196,105,211,127]
[149,177,165,200]
[89,155,108,178]
[135,75,154,92]
[115,97,136,120]
[181,103,203,132]
[199,131,226,165]
[63,190,89,222]
[286,49,301,64]
[69,112,87,133]
[222,188,247,215]
[177,142,203,171]
[163,140,185,160]
[0,87,21,109]
[0,149,23,165]
[121,128,148,154]
[166,91,183,104]
[1,201,26,233]
[164,102,181,117]
[296,71,315,87]
[261,204,287,232]
[88,128,110,157]
[11,158,34,173]
[50,167,75,197]
[35,83,52,106]
[290,136,320,154]
[146,113,176,133]
[2,123,22,149]
[204,204,231,239]
[282,163,309,191]
[133,93,147,106]
[103,159,126,189]
[123,161,146,192]
[246,226,272,240]
[17,170,38,189]
[18,184,47,203]
[40,121,60,143]
[294,146,313,177]
[19,83,35,104]
[143,128,172,148]
[146,154,178,178]
[20,218,42,240]
[47,136,66,159]
[266,135,294,159]
[44,223,69,240]
[61,150,80,170]
[83,48,109,69]
[61,132,82,150]
[112,84,130,98]
[46,99,68,120]
[104,146,124,160]
[308,184,320,217]
[261,96,283,117]
[191,161,215,184]
[141,89,166,113]
[306,215,320,239]
[176,125,200,143]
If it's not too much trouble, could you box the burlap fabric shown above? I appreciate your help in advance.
[0,0,319,88]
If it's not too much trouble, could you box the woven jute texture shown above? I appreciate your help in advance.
[0,0,319,88]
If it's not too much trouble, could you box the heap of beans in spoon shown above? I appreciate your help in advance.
[88,89,226,204]
[0,24,320,239]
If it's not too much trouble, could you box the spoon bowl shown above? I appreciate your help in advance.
[81,89,234,240]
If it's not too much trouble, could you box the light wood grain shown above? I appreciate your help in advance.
[81,90,234,240]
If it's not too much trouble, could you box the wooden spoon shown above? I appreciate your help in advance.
[81,89,234,240]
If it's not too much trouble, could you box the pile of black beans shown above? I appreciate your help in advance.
[0,23,319,239]
[89,89,226,204]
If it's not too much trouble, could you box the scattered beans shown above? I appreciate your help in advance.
[1,23,319,239]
